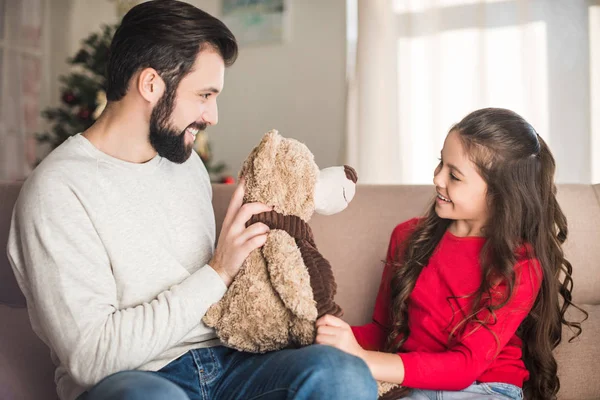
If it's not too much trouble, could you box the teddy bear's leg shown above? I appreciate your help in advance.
[206,249,292,353]
[202,258,246,329]
[290,317,316,347]
[201,256,253,340]
[202,299,223,328]
[377,381,410,400]
[262,230,318,321]
[202,261,247,335]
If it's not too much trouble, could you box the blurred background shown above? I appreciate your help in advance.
[0,0,598,184]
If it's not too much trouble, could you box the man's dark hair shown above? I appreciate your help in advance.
[106,0,238,101]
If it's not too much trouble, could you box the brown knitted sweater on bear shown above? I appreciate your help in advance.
[248,211,343,319]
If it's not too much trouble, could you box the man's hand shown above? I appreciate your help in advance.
[315,314,366,359]
[209,179,271,286]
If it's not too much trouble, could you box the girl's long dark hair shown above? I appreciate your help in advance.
[386,108,587,400]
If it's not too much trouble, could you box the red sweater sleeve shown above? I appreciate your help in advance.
[400,258,543,390]
[351,218,419,351]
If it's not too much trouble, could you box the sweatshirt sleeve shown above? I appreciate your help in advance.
[6,174,227,387]
[399,258,542,390]
[352,218,420,351]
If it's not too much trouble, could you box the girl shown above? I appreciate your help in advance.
[315,108,587,400]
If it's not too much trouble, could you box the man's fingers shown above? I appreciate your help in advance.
[222,180,246,231]
[238,223,270,244]
[232,202,272,228]
[240,232,269,254]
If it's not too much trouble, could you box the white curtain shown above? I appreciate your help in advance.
[346,0,400,184]
[0,0,46,181]
[347,0,592,184]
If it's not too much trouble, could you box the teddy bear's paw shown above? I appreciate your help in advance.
[377,381,410,400]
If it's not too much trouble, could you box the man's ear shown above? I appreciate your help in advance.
[137,67,165,104]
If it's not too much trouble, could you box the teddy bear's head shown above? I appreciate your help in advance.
[240,130,357,221]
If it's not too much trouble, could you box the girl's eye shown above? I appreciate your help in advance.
[439,158,460,181]
[200,94,210,100]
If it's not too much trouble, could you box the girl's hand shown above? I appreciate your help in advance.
[315,314,366,359]
[316,315,406,384]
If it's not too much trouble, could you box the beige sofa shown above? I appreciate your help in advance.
[1,182,599,399]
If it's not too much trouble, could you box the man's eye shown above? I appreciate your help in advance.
[200,94,210,99]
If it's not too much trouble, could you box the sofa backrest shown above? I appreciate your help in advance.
[214,184,600,324]
[2,182,599,314]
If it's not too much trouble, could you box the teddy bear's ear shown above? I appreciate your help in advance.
[257,130,281,162]
[251,129,281,190]
[239,130,282,203]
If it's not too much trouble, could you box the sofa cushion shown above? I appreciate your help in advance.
[556,185,600,306]
[0,181,26,307]
[555,304,600,400]
[0,305,58,399]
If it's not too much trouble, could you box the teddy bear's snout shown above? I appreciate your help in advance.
[313,166,357,216]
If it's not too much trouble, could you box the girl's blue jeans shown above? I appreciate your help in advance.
[404,381,523,400]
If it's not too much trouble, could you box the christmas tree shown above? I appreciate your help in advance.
[36,24,230,182]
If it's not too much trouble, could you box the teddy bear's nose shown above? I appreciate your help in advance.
[344,165,358,183]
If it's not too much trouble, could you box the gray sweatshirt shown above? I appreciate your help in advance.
[7,134,227,400]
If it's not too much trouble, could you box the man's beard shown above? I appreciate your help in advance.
[149,92,207,164]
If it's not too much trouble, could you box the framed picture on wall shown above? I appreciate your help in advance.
[222,0,290,46]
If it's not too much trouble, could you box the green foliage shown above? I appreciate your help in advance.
[36,24,116,150]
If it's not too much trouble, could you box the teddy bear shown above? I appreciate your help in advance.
[202,130,408,399]
[202,129,353,351]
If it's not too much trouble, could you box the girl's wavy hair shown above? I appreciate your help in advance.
[385,108,587,400]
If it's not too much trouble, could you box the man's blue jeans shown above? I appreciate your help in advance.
[79,344,378,400]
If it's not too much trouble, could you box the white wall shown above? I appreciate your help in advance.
[45,1,595,183]
[544,1,591,183]
[47,0,117,107]
[592,4,600,184]
[46,0,348,176]
[201,0,348,176]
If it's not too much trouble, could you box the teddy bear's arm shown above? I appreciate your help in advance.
[262,229,318,322]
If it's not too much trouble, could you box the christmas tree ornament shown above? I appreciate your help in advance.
[77,108,91,120]
[195,131,210,159]
[93,90,107,120]
[221,176,235,185]
[61,91,77,105]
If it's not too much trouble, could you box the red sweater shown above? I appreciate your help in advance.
[351,218,542,391]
